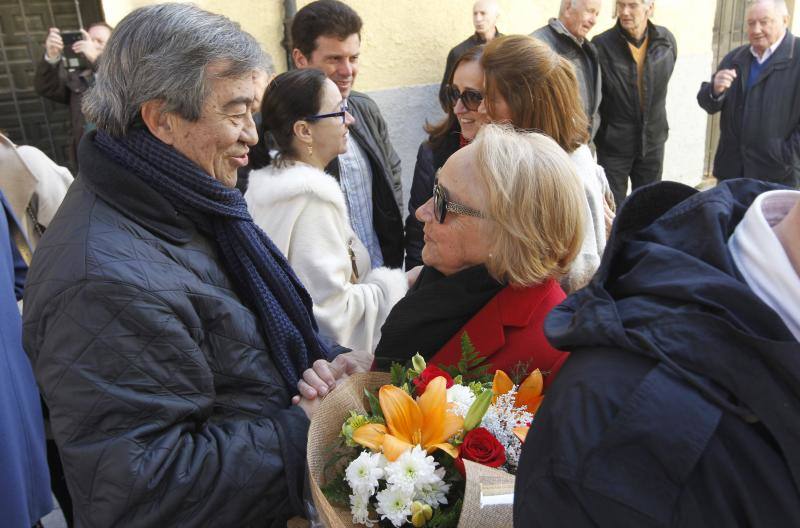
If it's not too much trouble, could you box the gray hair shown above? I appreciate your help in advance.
[82,3,272,137]
[612,0,654,17]
[748,0,789,16]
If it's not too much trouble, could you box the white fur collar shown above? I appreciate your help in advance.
[247,162,348,216]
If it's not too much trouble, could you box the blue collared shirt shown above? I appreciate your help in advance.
[338,135,384,268]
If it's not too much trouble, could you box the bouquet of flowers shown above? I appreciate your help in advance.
[306,334,545,528]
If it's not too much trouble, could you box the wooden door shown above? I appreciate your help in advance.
[0,0,104,172]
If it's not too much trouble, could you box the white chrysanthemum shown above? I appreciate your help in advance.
[346,451,386,496]
[349,492,374,526]
[446,384,477,417]
[384,445,438,493]
[375,485,414,527]
[415,468,450,507]
[481,390,533,469]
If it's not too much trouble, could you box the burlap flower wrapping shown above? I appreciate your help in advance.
[306,372,515,528]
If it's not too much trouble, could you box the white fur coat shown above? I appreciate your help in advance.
[565,145,611,293]
[246,162,407,353]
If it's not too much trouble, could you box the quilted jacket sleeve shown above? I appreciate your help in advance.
[27,280,310,527]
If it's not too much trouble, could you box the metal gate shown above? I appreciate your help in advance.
[704,0,797,177]
[0,0,103,172]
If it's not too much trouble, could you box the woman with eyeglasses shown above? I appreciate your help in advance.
[246,69,414,356]
[404,45,488,269]
[481,35,615,293]
[295,124,585,400]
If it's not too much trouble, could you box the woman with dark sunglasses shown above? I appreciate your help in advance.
[404,45,488,269]
[246,69,414,356]
[296,124,586,400]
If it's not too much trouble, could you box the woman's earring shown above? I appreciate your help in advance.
[307,144,313,157]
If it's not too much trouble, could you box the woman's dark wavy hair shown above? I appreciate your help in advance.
[260,68,328,164]
[425,45,484,149]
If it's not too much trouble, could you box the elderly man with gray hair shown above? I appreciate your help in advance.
[532,0,603,139]
[22,4,336,526]
[698,0,800,188]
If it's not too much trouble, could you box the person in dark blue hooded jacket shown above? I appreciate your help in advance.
[514,178,800,527]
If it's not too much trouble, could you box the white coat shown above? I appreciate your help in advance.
[564,145,612,293]
[247,162,408,353]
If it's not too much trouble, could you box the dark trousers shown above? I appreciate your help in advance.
[47,438,74,527]
[599,143,665,208]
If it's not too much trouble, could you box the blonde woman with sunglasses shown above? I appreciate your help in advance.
[295,124,586,401]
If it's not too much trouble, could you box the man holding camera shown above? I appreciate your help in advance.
[34,22,112,167]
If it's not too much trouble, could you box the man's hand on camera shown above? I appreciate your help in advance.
[45,28,63,61]
[72,29,102,64]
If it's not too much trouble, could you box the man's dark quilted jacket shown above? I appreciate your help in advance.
[22,134,310,527]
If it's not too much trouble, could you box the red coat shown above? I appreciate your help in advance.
[429,279,568,388]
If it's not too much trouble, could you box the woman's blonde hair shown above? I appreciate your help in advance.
[474,124,585,287]
[481,35,589,153]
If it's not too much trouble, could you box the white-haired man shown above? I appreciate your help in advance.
[532,0,603,139]
[438,0,502,110]
[698,0,800,188]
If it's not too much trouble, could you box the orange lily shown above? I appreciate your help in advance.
[352,376,463,461]
[492,369,545,415]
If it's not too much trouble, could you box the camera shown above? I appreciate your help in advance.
[60,30,89,71]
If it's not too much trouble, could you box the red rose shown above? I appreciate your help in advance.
[455,427,506,475]
[412,365,454,395]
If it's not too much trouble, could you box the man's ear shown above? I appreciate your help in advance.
[292,48,309,69]
[140,100,177,145]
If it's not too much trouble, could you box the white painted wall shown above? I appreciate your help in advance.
[369,46,712,215]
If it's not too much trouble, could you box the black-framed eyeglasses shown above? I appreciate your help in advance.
[444,85,484,112]
[304,98,349,124]
[433,177,485,224]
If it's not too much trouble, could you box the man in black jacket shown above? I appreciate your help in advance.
[439,0,502,111]
[532,0,602,139]
[698,0,799,188]
[515,179,800,527]
[292,0,404,269]
[34,23,111,167]
[23,5,333,526]
[593,0,676,206]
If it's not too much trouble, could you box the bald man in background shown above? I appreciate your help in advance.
[438,0,502,111]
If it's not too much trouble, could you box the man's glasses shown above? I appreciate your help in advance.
[433,178,485,224]
[444,85,484,112]
[305,99,349,124]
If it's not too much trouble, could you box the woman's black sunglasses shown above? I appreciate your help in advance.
[444,85,483,112]
[433,177,485,224]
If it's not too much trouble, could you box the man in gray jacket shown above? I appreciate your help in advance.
[292,0,404,269]
[532,0,602,139]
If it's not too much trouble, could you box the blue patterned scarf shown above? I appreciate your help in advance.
[95,128,330,388]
